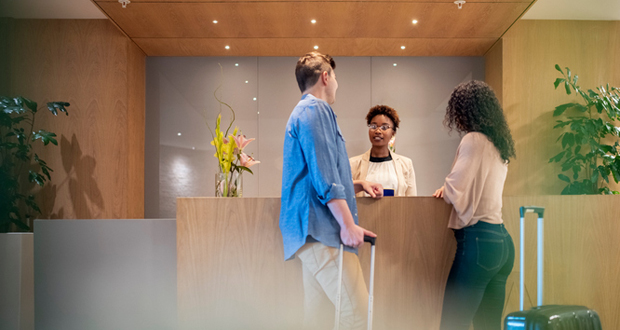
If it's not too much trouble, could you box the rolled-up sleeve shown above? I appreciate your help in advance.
[297,104,346,204]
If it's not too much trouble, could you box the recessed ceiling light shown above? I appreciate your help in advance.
[257,111,260,114]
[225,45,230,50]
[192,147,195,150]
[177,132,182,136]
[311,19,316,24]
[235,63,239,66]
[401,46,406,50]
[314,45,319,50]
[412,19,418,24]
[393,63,397,67]
[253,97,257,101]
[213,20,218,24]
[245,81,249,84]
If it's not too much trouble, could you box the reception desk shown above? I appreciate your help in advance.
[177,196,620,330]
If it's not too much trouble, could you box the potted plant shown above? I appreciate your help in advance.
[549,65,620,194]
[0,96,69,231]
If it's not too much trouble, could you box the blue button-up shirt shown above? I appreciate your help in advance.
[280,94,359,260]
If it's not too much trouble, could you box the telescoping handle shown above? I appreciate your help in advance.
[335,236,377,330]
[519,206,545,311]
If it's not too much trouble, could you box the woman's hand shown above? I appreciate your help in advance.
[353,180,383,199]
[432,186,445,198]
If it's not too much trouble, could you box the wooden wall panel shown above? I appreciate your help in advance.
[177,196,620,329]
[485,39,503,105]
[8,20,145,220]
[500,20,620,195]
[127,40,146,218]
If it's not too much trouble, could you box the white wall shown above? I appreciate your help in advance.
[147,57,485,218]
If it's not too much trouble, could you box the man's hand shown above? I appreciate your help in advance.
[354,180,383,199]
[340,223,377,248]
[432,186,444,198]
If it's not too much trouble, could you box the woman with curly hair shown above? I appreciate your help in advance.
[433,80,516,330]
[349,105,417,197]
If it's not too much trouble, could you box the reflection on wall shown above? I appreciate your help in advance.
[147,56,485,217]
[159,145,210,218]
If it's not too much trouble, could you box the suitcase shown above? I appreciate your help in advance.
[503,206,602,330]
[335,235,376,330]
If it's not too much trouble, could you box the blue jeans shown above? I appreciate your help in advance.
[440,221,515,330]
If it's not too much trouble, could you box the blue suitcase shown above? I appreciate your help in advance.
[503,207,602,330]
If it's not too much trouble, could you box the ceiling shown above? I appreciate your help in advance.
[2,0,619,56]
[94,0,534,56]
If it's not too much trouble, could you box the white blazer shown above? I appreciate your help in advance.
[349,149,417,197]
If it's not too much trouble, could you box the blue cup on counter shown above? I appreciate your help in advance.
[384,189,394,197]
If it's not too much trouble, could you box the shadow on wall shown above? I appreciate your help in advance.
[505,103,557,195]
[40,134,104,219]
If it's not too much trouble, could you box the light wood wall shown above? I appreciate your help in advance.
[485,20,620,195]
[7,20,146,220]
[177,196,620,330]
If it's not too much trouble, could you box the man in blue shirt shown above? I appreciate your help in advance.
[280,52,382,329]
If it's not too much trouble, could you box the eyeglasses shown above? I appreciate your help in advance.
[368,124,392,131]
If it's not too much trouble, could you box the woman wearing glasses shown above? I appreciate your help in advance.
[349,105,417,197]
[433,80,516,330]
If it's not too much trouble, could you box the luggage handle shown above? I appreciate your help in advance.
[519,206,545,311]
[335,235,376,330]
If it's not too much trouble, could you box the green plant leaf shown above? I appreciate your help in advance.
[32,130,58,146]
[23,97,37,112]
[554,78,565,89]
[573,75,578,86]
[566,67,572,80]
[236,166,254,175]
[46,102,70,116]
[555,64,563,74]
[11,219,30,231]
[549,150,566,163]
[598,166,609,183]
[565,81,572,95]
[574,104,588,112]
[558,174,571,183]
[572,165,580,180]
[600,144,614,153]
[553,120,571,129]
[562,133,575,148]
[612,170,620,184]
[554,103,578,116]
[28,170,46,186]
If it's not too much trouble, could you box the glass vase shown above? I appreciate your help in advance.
[215,170,243,197]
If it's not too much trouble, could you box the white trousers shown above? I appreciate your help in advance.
[296,242,368,330]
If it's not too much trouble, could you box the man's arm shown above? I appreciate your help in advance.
[327,199,376,248]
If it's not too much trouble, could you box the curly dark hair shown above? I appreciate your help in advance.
[365,105,400,133]
[444,80,516,163]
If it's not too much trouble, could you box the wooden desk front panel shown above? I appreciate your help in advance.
[177,196,620,329]
[177,197,454,329]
